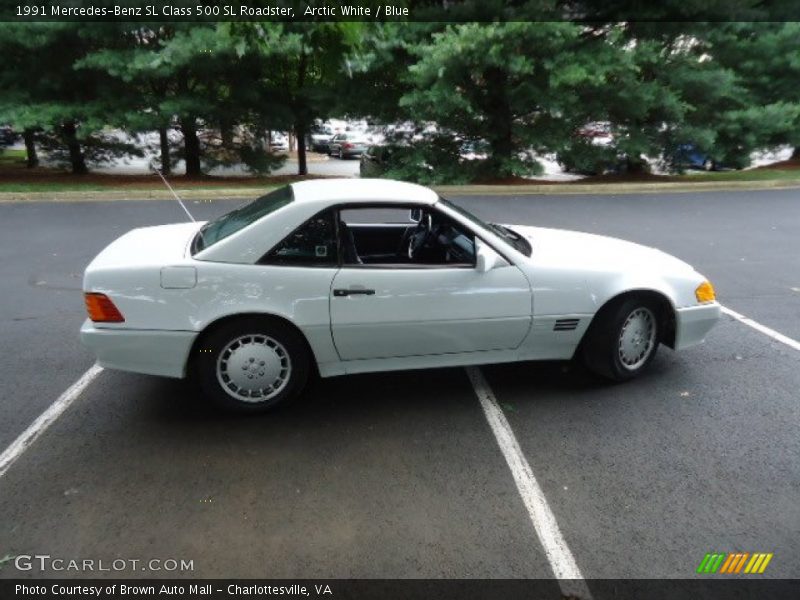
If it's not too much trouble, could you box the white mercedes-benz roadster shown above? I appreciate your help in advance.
[81,179,720,411]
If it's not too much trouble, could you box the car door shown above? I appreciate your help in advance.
[329,207,532,361]
[329,134,342,154]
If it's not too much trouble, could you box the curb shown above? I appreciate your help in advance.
[0,178,799,203]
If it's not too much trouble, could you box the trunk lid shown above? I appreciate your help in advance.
[85,222,204,272]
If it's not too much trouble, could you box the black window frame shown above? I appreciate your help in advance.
[334,202,479,270]
[255,202,513,270]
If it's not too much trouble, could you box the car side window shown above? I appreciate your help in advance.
[262,209,338,266]
[339,206,476,268]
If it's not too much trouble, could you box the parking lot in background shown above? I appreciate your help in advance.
[0,189,798,587]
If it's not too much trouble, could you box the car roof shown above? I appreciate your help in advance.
[289,179,438,205]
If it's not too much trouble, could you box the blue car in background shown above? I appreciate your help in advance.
[673,144,749,171]
[675,144,717,171]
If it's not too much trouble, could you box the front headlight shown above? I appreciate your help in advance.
[695,280,716,303]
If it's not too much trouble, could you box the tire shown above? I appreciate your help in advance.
[338,149,344,159]
[193,317,310,413]
[581,297,660,382]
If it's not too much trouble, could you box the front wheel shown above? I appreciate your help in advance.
[193,318,310,412]
[582,297,660,381]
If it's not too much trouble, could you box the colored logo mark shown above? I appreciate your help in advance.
[697,552,773,574]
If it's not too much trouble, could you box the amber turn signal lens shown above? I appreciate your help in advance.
[84,292,125,323]
[695,281,716,304]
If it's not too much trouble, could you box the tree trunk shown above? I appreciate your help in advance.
[483,68,513,178]
[295,42,308,177]
[180,117,201,177]
[220,120,233,147]
[295,121,308,176]
[61,122,87,174]
[158,126,171,175]
[23,129,38,168]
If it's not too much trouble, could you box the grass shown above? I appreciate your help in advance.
[0,148,25,164]
[0,181,120,192]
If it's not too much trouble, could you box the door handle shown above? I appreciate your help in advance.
[333,288,375,297]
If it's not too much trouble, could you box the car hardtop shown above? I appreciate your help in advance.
[289,179,438,206]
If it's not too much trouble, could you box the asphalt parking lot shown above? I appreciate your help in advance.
[0,188,798,589]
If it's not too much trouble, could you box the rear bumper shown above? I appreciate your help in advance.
[80,320,197,378]
[673,302,721,350]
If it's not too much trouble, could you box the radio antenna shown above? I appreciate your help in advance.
[155,169,196,223]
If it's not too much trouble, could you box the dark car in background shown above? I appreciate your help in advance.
[671,144,748,171]
[308,124,334,153]
[673,144,718,171]
[360,144,394,177]
[0,126,18,147]
[328,133,369,159]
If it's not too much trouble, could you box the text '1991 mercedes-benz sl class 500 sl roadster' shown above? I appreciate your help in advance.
[81,179,720,412]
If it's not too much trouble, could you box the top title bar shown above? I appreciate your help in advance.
[2,0,799,22]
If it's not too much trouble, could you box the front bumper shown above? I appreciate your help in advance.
[673,302,721,350]
[80,320,197,379]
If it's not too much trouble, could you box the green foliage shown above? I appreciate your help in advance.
[0,18,798,181]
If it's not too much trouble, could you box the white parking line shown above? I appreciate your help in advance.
[721,305,800,352]
[465,366,591,600]
[0,363,103,479]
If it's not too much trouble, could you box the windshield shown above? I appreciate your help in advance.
[437,197,532,256]
[193,186,294,254]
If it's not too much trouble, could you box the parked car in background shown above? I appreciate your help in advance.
[577,122,613,145]
[671,144,749,172]
[673,144,718,171]
[269,132,289,153]
[80,179,720,413]
[328,133,369,159]
[0,125,18,147]
[360,144,394,177]
[308,124,334,153]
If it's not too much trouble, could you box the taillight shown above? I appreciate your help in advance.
[84,292,125,323]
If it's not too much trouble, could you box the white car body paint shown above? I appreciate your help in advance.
[81,179,721,379]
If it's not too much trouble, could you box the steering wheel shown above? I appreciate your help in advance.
[407,213,435,259]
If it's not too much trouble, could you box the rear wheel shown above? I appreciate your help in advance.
[582,297,660,381]
[193,318,310,412]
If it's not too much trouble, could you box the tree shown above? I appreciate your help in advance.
[393,22,625,179]
[0,23,136,174]
[709,22,800,159]
[234,22,364,176]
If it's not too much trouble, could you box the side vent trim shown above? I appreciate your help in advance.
[554,318,580,331]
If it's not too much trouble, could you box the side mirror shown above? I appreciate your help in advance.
[475,241,499,273]
[409,208,422,223]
